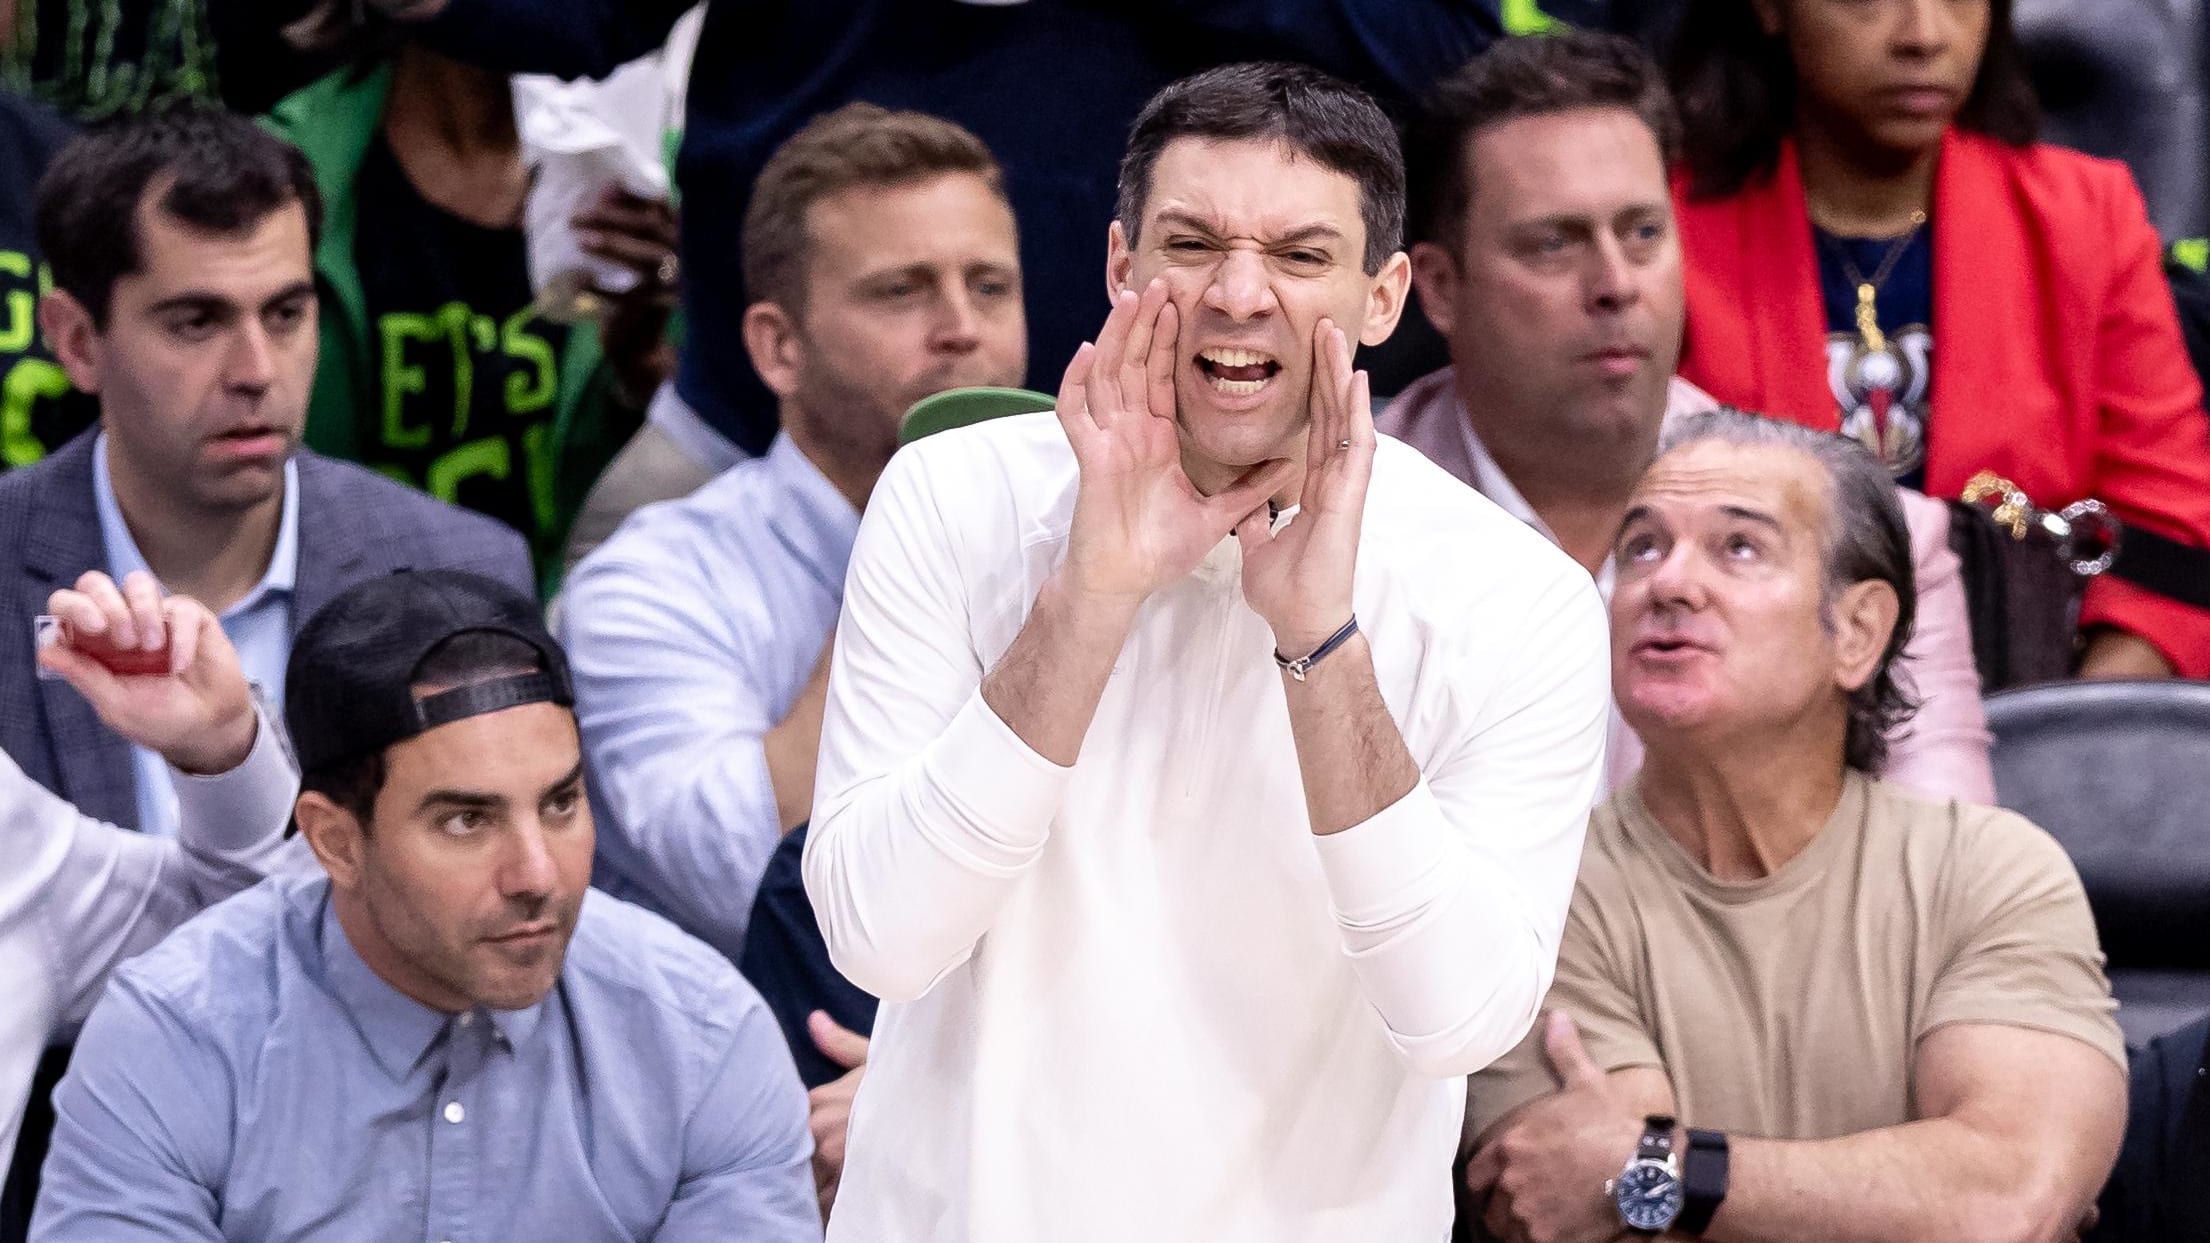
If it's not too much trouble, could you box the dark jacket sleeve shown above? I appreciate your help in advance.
[415,0,695,80]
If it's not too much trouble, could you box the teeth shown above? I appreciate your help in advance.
[1209,375,1269,396]
[1199,348,1274,367]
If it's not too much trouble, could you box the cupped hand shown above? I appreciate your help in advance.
[1236,318,1372,656]
[1056,278,1293,609]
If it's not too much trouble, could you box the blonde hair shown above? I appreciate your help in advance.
[743,102,1006,313]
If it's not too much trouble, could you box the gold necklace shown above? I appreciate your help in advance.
[1821,210,1928,355]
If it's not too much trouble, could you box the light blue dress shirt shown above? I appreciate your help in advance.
[30,874,820,1242]
[93,433,299,838]
[559,434,858,961]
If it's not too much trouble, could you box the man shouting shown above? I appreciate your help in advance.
[804,62,1610,1243]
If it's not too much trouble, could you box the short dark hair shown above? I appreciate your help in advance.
[1407,33,1680,249]
[1117,62,1405,275]
[1655,407,1920,774]
[299,631,547,829]
[35,99,323,327]
[743,102,1006,314]
[1669,0,2040,199]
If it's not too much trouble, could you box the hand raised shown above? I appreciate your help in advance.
[1057,278,1293,608]
[1236,318,1372,655]
[39,570,258,774]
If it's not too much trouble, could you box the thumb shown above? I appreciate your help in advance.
[1234,507,1273,562]
[808,1010,870,1070]
[1541,1010,1605,1090]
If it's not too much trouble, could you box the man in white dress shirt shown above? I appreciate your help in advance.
[804,62,1611,1242]
[2,570,297,1171]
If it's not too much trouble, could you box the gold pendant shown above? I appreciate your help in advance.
[1854,282,1887,355]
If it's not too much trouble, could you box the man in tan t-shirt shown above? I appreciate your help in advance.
[1461,409,2126,1243]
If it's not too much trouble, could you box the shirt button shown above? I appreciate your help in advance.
[457,1013,473,1028]
[444,1102,465,1124]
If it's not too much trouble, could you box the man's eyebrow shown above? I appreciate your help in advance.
[1720,504,1785,533]
[415,787,505,815]
[259,280,316,309]
[1621,504,1655,528]
[540,761,585,798]
[1270,224,1346,248]
[1150,211,1344,249]
[143,292,239,317]
[414,761,583,816]
[145,280,316,319]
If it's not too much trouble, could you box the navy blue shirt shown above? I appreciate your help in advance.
[420,0,1502,456]
[1816,224,1935,490]
[742,825,878,1089]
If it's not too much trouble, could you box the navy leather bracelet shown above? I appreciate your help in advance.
[1274,616,1360,682]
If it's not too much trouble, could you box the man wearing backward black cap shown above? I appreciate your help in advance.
[29,569,821,1243]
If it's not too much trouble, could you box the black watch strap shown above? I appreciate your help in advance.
[1635,1114,1678,1162]
[1678,1128,1730,1236]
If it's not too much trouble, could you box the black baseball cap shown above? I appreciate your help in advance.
[284,568,574,781]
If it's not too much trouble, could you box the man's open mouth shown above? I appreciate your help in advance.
[1194,348,1282,396]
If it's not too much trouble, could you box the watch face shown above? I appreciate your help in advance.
[1615,1160,1685,1232]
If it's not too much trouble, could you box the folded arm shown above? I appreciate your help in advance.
[1706,1024,2124,1243]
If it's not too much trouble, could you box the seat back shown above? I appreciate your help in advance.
[1986,679,2210,1043]
[2016,0,2210,240]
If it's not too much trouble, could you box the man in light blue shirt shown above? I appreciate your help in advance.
[559,102,1028,961]
[31,569,817,1243]
[91,438,298,838]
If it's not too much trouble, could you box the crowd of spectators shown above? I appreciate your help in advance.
[2,0,2208,1240]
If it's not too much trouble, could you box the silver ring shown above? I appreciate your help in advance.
[656,254,680,287]
[1337,438,1352,450]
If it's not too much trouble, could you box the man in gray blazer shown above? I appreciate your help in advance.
[0,99,530,1242]
[0,101,532,837]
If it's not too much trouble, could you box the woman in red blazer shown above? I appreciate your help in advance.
[1668,0,2210,679]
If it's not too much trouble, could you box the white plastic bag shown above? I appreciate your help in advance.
[513,6,704,320]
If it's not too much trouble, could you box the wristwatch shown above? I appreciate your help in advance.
[1608,1114,1684,1235]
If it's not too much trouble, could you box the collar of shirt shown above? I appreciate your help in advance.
[315,893,545,1081]
[91,431,302,615]
[763,433,863,592]
[1452,404,1617,599]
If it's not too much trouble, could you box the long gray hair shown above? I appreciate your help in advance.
[1655,407,1921,773]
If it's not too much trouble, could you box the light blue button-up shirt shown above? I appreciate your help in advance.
[559,434,858,961]
[30,874,819,1243]
[92,433,299,837]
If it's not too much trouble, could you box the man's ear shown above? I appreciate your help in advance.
[1408,242,1461,340]
[1357,250,1413,348]
[742,301,804,401]
[1748,0,1783,36]
[1106,219,1135,302]
[295,791,369,891]
[39,289,103,395]
[1829,578,1902,694]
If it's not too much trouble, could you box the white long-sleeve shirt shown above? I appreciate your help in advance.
[805,412,1611,1242]
[0,708,298,1169]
